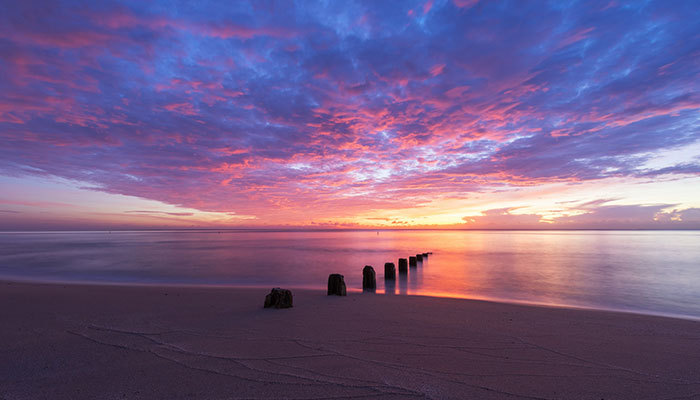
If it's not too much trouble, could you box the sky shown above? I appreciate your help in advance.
[1,0,699,230]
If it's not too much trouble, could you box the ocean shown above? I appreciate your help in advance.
[1,230,698,319]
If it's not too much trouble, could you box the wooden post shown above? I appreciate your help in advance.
[327,274,347,296]
[398,258,408,274]
[384,262,396,280]
[264,288,293,309]
[363,266,376,291]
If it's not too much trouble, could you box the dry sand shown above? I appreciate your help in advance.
[1,281,699,399]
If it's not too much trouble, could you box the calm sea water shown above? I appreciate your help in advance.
[1,230,699,319]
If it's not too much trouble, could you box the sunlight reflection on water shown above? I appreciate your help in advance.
[1,230,699,319]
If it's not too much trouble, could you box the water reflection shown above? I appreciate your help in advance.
[398,273,408,295]
[385,279,396,295]
[1,230,699,319]
[410,258,423,291]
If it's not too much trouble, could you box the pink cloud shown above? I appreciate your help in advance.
[453,0,479,8]
[423,0,434,15]
[162,102,198,116]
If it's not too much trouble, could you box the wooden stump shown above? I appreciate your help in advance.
[327,274,347,296]
[264,288,293,309]
[398,258,408,274]
[363,265,376,292]
[384,262,396,280]
[409,256,417,266]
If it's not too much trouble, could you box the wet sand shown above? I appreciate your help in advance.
[1,281,699,399]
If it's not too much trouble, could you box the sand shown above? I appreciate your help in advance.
[1,281,699,399]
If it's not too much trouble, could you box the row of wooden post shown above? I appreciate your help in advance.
[327,252,432,295]
[265,252,434,307]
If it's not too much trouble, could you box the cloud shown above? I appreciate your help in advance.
[463,207,544,228]
[652,208,700,224]
[124,210,194,217]
[464,200,700,229]
[0,0,698,227]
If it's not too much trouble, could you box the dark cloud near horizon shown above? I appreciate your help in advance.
[466,200,700,229]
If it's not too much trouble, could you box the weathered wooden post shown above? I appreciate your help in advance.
[409,256,417,267]
[416,254,423,262]
[264,288,293,309]
[398,258,408,274]
[327,274,347,296]
[363,265,376,292]
[384,262,396,280]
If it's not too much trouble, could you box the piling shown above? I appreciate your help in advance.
[362,266,376,292]
[264,288,293,309]
[398,259,408,274]
[327,274,347,296]
[384,262,396,280]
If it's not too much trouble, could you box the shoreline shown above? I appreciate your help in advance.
[2,281,700,399]
[2,278,699,323]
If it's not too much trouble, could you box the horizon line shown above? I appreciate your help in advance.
[2,228,700,233]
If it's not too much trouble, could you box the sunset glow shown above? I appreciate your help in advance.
[1,0,699,229]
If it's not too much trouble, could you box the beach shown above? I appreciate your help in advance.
[2,281,699,399]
